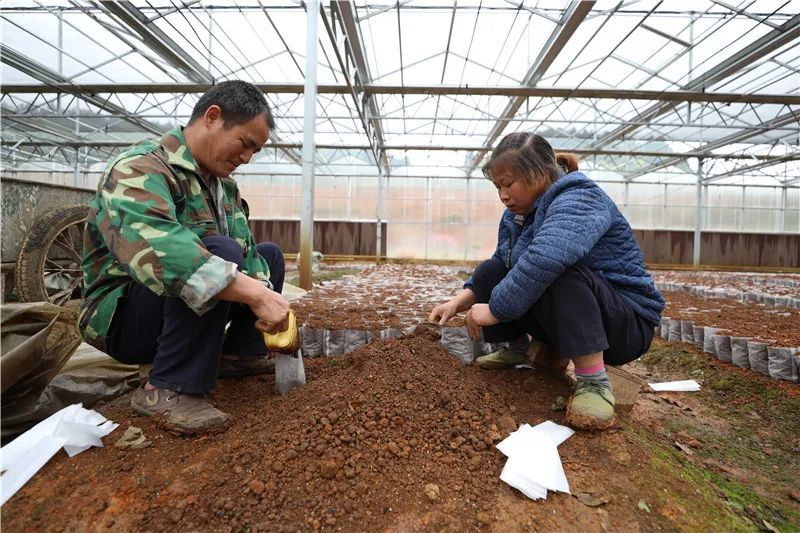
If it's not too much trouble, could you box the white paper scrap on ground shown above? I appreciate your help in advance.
[497,421,575,457]
[648,379,701,392]
[1,404,118,506]
[499,431,571,498]
[496,421,574,500]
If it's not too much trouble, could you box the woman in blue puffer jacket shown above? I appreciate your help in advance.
[429,132,664,429]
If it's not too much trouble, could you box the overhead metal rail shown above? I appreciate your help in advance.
[93,1,214,84]
[0,44,162,135]
[4,140,798,162]
[3,83,799,106]
[590,13,800,149]
[465,0,596,174]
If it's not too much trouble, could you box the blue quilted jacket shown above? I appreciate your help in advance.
[467,171,664,326]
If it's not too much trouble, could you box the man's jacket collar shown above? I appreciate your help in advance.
[160,126,200,174]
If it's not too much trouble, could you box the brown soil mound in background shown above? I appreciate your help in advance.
[664,291,800,346]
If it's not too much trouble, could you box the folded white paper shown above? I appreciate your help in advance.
[496,420,574,500]
[496,421,575,457]
[648,379,701,392]
[1,404,118,506]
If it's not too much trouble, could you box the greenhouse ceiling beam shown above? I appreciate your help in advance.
[5,140,798,162]
[703,155,797,183]
[5,83,798,106]
[0,45,162,135]
[624,110,800,180]
[2,112,796,133]
[321,2,386,174]
[331,0,389,175]
[93,0,213,84]
[464,1,595,175]
[590,13,800,149]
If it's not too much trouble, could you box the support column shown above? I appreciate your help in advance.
[375,171,384,264]
[623,181,629,217]
[299,0,319,291]
[424,177,431,259]
[780,186,787,233]
[464,178,470,261]
[693,158,703,266]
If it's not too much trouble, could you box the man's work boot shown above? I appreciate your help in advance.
[218,354,275,379]
[475,346,527,369]
[565,381,616,430]
[131,387,230,435]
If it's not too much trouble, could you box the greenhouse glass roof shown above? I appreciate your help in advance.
[1,0,799,186]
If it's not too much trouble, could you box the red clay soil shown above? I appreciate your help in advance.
[3,329,743,532]
[664,291,800,346]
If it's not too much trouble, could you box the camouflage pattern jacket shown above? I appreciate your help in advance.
[79,127,270,351]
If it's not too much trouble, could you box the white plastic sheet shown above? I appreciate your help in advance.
[1,404,118,506]
[648,379,701,392]
[495,421,575,500]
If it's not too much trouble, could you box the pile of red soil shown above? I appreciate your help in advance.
[664,291,800,346]
[4,329,581,531]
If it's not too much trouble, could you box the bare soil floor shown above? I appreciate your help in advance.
[664,291,800,346]
[4,335,799,532]
[4,266,800,531]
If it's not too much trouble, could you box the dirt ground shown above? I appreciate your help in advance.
[5,266,800,531]
[4,332,799,532]
[663,291,800,346]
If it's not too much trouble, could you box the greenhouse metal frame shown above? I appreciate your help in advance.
[1,0,799,262]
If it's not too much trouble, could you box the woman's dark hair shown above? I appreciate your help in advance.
[482,132,578,185]
[188,80,276,130]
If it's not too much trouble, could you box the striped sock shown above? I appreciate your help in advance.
[575,362,611,390]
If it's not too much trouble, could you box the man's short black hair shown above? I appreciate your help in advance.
[188,80,276,130]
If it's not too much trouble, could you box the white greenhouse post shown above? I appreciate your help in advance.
[464,178,470,261]
[424,177,431,259]
[693,158,703,266]
[623,181,629,217]
[375,171,383,264]
[740,185,746,232]
[299,0,319,291]
[780,186,787,233]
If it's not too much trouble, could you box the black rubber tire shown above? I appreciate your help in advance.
[15,204,90,304]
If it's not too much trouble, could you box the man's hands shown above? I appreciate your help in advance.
[251,289,290,333]
[465,303,499,340]
[218,271,290,333]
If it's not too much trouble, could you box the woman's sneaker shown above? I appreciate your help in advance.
[131,387,230,434]
[565,381,615,430]
[474,346,527,369]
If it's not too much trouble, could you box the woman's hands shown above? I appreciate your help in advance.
[428,299,460,325]
[428,289,477,325]
[465,303,499,340]
[429,289,500,340]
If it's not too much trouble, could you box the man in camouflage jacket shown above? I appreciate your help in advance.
[80,81,290,434]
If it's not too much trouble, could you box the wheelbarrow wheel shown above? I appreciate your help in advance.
[15,204,90,305]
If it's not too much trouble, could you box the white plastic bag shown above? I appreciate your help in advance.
[274,352,306,396]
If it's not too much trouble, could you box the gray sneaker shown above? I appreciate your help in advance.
[565,381,616,430]
[130,387,230,434]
